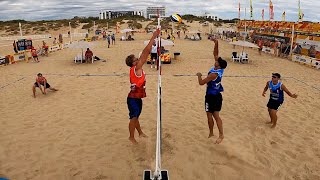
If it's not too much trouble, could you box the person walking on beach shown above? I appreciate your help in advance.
[111,33,116,45]
[32,73,58,98]
[258,38,263,55]
[262,73,298,128]
[125,29,160,144]
[31,46,39,63]
[107,34,111,48]
[150,42,157,68]
[196,37,227,144]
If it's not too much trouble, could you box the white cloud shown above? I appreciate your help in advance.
[0,0,318,22]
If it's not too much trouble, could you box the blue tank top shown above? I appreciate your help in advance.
[206,68,224,95]
[269,81,284,103]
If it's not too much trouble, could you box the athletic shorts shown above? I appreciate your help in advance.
[151,53,157,60]
[34,82,50,88]
[267,99,283,110]
[205,93,223,113]
[127,97,142,119]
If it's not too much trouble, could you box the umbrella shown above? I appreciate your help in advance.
[229,40,259,57]
[144,38,174,46]
[67,41,95,59]
[229,40,259,48]
[120,29,135,33]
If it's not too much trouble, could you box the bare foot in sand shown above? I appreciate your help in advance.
[215,135,224,144]
[266,121,272,124]
[271,124,277,128]
[139,133,148,138]
[129,137,138,144]
[208,133,214,138]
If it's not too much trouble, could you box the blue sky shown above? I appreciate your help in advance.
[0,0,318,22]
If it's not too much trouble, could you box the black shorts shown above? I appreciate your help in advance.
[151,53,158,60]
[34,82,50,88]
[267,99,283,110]
[205,93,223,112]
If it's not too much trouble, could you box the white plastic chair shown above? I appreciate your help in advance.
[232,52,240,62]
[240,52,249,63]
[74,54,83,63]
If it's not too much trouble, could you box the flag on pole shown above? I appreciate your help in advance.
[238,2,241,20]
[298,0,303,22]
[282,11,286,21]
[19,22,23,37]
[250,0,253,19]
[262,9,265,21]
[269,0,274,21]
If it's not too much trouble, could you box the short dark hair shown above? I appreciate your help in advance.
[37,73,42,76]
[125,54,135,67]
[272,73,281,78]
[218,57,227,69]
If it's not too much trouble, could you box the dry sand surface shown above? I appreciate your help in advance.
[1,28,320,180]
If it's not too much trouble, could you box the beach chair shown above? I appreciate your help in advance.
[143,170,169,180]
[74,54,83,63]
[240,52,249,63]
[232,52,240,62]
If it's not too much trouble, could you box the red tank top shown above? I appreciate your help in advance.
[128,66,146,98]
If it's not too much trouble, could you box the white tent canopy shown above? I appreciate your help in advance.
[67,41,95,49]
[67,41,95,58]
[120,29,135,33]
[144,38,174,46]
[229,40,259,48]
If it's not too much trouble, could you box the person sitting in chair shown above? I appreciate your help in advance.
[85,48,93,63]
[160,46,168,54]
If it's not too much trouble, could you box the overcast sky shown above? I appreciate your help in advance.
[0,0,319,22]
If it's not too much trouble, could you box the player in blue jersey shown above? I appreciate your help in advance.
[196,38,227,144]
[262,73,298,128]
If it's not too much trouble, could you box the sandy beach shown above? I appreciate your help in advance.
[1,22,320,180]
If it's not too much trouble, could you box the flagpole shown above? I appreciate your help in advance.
[19,22,23,38]
[290,24,295,57]
[250,0,253,20]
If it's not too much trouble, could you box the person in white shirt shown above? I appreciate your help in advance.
[150,42,157,68]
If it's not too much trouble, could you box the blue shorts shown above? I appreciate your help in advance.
[127,97,142,119]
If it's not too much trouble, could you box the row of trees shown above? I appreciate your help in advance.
[0,15,238,35]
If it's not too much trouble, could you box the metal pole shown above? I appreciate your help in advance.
[69,22,72,43]
[19,22,23,38]
[290,24,295,57]
[93,21,96,36]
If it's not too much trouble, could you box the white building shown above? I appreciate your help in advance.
[99,10,144,20]
[146,6,166,19]
[198,13,220,21]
